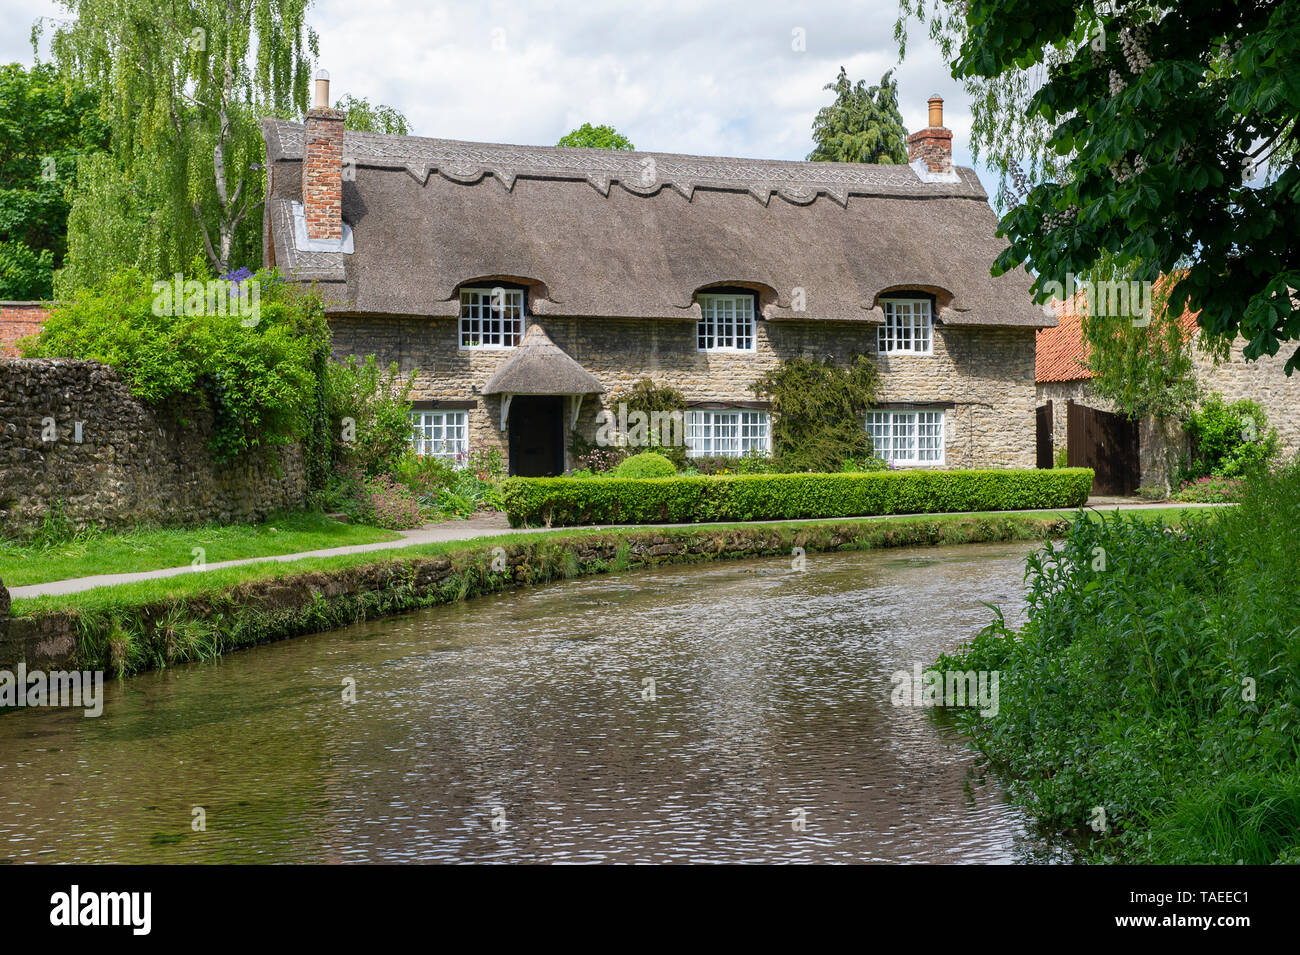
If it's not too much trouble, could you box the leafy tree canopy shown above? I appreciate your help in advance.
[897,0,1300,371]
[40,0,317,291]
[0,61,107,298]
[337,93,411,136]
[556,123,635,150]
[808,67,909,164]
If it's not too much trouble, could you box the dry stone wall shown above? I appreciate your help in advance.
[0,358,306,535]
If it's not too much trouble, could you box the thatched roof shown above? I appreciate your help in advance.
[262,119,1053,328]
[480,324,604,396]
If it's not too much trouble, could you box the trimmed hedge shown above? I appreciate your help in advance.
[500,468,1095,527]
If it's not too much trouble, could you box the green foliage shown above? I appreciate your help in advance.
[1174,474,1245,504]
[391,448,505,520]
[751,354,880,472]
[0,62,108,298]
[325,354,415,475]
[1053,446,1069,469]
[1182,394,1279,479]
[938,463,1300,863]
[42,0,317,285]
[556,123,635,150]
[25,267,329,462]
[1081,265,1200,422]
[606,378,689,467]
[336,93,411,135]
[897,1,1300,371]
[612,452,676,479]
[808,67,909,164]
[685,451,779,475]
[499,468,1094,527]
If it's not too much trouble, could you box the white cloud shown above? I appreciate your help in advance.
[3,0,994,182]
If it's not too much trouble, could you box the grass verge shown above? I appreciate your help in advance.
[3,511,1085,678]
[0,511,401,587]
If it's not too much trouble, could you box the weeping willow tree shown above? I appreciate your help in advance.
[38,0,317,290]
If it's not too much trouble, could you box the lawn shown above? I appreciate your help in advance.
[0,512,402,587]
[6,504,1214,615]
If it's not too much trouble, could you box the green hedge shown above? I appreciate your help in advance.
[500,468,1095,527]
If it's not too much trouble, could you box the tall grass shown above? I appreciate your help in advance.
[940,461,1300,863]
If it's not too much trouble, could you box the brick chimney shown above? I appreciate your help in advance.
[302,69,344,241]
[907,95,953,175]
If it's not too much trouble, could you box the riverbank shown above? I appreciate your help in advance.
[935,465,1300,864]
[2,511,1081,677]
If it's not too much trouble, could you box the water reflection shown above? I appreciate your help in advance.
[0,541,1071,863]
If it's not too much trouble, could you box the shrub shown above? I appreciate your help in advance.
[937,462,1300,863]
[500,467,1094,527]
[1175,474,1245,503]
[360,474,423,529]
[603,379,690,468]
[26,267,329,462]
[752,354,880,472]
[570,446,625,475]
[687,451,777,475]
[1182,394,1279,479]
[612,451,677,479]
[326,354,416,475]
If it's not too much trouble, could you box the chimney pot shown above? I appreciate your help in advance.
[314,69,330,110]
[927,95,944,129]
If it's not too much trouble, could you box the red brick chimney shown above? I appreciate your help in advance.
[907,95,953,175]
[303,70,344,241]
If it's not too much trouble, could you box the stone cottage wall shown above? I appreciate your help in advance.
[330,315,1038,470]
[0,358,306,535]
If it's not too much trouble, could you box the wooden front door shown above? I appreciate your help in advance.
[508,396,565,476]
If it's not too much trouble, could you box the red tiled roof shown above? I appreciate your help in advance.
[1035,294,1092,383]
[1035,282,1201,383]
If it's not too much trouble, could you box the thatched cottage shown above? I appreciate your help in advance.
[260,76,1053,476]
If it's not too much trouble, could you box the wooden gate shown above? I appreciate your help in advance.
[1066,400,1139,496]
[1036,403,1054,469]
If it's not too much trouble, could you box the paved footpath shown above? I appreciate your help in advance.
[9,500,1225,600]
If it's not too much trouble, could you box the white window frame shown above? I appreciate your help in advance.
[410,409,469,462]
[877,298,933,355]
[865,409,945,466]
[459,286,525,350]
[685,409,770,458]
[697,293,756,352]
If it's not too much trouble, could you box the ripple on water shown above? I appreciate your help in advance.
[0,541,1071,863]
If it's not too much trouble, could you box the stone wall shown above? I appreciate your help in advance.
[330,315,1038,470]
[0,358,307,535]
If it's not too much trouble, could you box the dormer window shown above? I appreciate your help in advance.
[460,286,525,349]
[877,298,933,355]
[697,292,756,352]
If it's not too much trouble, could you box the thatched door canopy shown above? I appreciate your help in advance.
[481,324,604,430]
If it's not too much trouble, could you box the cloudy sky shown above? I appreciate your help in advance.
[4,0,988,176]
